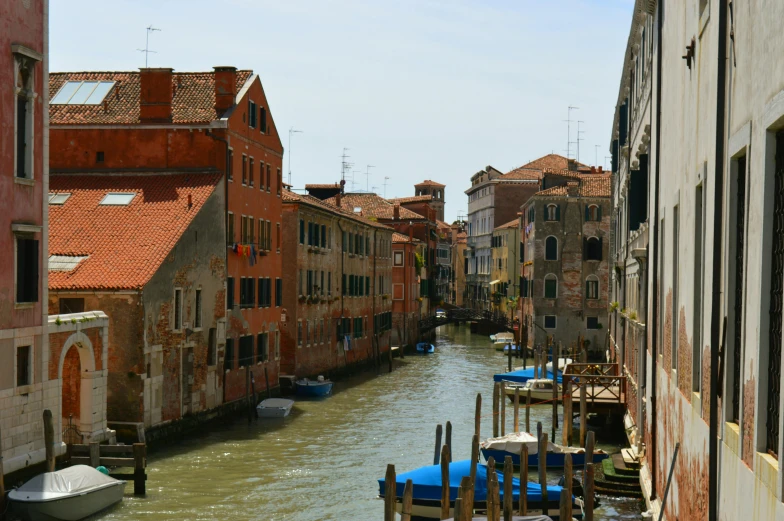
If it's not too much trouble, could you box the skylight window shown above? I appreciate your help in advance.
[51,81,115,105]
[48,193,71,205]
[100,193,135,205]
[49,255,88,272]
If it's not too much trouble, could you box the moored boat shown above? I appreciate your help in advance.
[503,379,561,404]
[480,432,609,468]
[9,465,125,521]
[377,459,577,519]
[295,376,333,397]
[492,332,515,349]
[416,342,435,354]
[256,397,295,418]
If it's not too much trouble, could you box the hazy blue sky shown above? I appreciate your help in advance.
[50,0,632,223]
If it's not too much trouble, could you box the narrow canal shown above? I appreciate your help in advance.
[101,324,643,520]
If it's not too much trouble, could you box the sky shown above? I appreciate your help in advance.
[50,0,633,223]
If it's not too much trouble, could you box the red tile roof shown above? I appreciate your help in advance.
[49,70,253,125]
[494,218,520,231]
[519,154,586,172]
[534,176,611,198]
[323,193,424,221]
[414,179,446,187]
[48,173,221,290]
[392,232,422,244]
[500,167,543,181]
[387,195,433,204]
[305,183,341,189]
[283,191,391,229]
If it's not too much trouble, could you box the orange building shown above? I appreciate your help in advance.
[47,66,283,423]
[391,233,422,347]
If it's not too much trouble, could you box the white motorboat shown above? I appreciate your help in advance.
[9,465,125,521]
[503,378,561,404]
[492,332,515,350]
[256,397,295,418]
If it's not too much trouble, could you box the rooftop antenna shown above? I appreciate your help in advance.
[137,25,161,68]
[341,148,353,184]
[576,120,585,163]
[365,165,375,192]
[288,127,303,185]
[563,105,579,159]
[383,176,390,198]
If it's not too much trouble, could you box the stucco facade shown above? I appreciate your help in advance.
[490,220,521,316]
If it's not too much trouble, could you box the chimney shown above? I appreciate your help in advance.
[567,181,579,197]
[598,166,603,173]
[214,66,237,113]
[567,158,577,171]
[590,166,596,174]
[139,68,173,123]
[393,204,400,220]
[335,193,341,208]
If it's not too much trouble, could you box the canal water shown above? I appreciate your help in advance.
[100,324,643,520]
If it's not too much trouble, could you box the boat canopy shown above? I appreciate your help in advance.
[377,459,565,502]
[493,367,562,384]
[480,432,593,455]
[8,465,122,502]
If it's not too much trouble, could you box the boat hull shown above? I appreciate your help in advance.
[256,398,294,418]
[295,381,333,397]
[388,496,580,520]
[481,447,609,468]
[416,343,435,354]
[11,482,125,521]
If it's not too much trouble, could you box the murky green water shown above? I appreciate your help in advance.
[99,324,643,520]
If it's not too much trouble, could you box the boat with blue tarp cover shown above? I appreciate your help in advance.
[493,367,563,385]
[416,343,435,354]
[480,432,609,469]
[378,459,580,519]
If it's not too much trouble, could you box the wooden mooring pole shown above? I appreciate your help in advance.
[401,479,414,521]
[434,424,443,465]
[445,421,452,463]
[43,409,55,473]
[384,464,396,521]
[580,376,587,447]
[133,443,146,495]
[458,475,474,521]
[519,444,528,516]
[538,431,547,516]
[493,382,500,438]
[563,453,573,520]
[585,459,595,521]
[503,456,513,521]
[500,381,506,436]
[475,393,482,439]
[513,388,520,433]
[525,388,531,433]
[486,457,498,521]
[470,434,479,484]
[441,446,450,520]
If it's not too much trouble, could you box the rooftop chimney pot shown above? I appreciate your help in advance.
[213,66,237,114]
[139,68,173,123]
[393,204,400,220]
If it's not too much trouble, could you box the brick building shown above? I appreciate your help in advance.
[47,66,284,429]
[47,173,225,434]
[519,171,611,351]
[412,179,446,222]
[280,191,393,377]
[490,219,520,316]
[392,232,422,347]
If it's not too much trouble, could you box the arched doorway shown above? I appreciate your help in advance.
[58,332,96,443]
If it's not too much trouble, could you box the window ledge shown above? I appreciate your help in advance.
[755,452,779,496]
[14,302,35,310]
[15,384,34,396]
[14,177,35,187]
[724,422,740,457]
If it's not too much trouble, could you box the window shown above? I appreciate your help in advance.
[394,251,403,266]
[260,106,267,133]
[693,183,704,392]
[584,237,602,261]
[228,149,234,181]
[240,277,256,308]
[16,345,31,387]
[321,224,327,248]
[227,212,235,244]
[544,274,557,299]
[96,151,104,163]
[587,317,601,330]
[267,165,271,193]
[16,237,38,303]
[300,219,305,244]
[672,205,679,370]
[275,278,282,306]
[59,298,84,314]
[545,236,558,261]
[208,328,217,366]
[249,158,255,187]
[227,277,235,309]
[48,193,71,205]
[100,193,135,205]
[257,333,268,362]
[249,100,257,128]
[546,204,559,221]
[586,277,599,300]
[225,338,234,371]
[585,204,601,222]
[544,316,556,329]
[242,155,247,185]
[259,162,265,190]
[51,80,114,105]
[174,288,183,330]
[298,321,303,346]
[239,336,254,368]
[731,155,747,422]
[277,223,282,251]
[277,168,282,196]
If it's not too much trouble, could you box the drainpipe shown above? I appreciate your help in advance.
[337,220,346,367]
[708,1,729,520]
[647,0,664,499]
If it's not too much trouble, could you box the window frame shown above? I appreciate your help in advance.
[173,287,183,331]
[586,276,599,300]
[14,234,39,305]
[544,273,558,299]
[545,236,558,261]
[544,315,557,330]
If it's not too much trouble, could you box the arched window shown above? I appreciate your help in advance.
[586,204,601,221]
[546,204,559,221]
[585,237,602,261]
[544,274,558,299]
[545,236,558,261]
[586,275,599,299]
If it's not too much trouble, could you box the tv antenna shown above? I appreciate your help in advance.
[137,25,161,68]
[288,127,303,185]
[365,165,375,192]
[576,120,585,163]
[341,148,353,184]
[383,176,390,198]
[563,105,579,159]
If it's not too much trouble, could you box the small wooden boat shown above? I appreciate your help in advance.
[480,432,609,468]
[9,465,125,521]
[378,459,578,519]
[256,398,295,418]
[503,379,561,404]
[416,342,435,354]
[492,332,515,350]
[295,377,333,397]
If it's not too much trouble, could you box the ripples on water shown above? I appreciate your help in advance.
[98,324,643,520]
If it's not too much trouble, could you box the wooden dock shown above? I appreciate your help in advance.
[562,363,626,416]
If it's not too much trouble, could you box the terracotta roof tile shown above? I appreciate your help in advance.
[305,183,341,189]
[519,154,586,171]
[49,70,252,125]
[323,193,423,221]
[494,218,520,231]
[387,195,433,204]
[414,179,446,187]
[500,167,543,181]
[534,177,611,198]
[392,232,422,244]
[48,173,221,290]
[283,191,391,230]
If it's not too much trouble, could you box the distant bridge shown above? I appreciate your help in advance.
[418,307,515,334]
